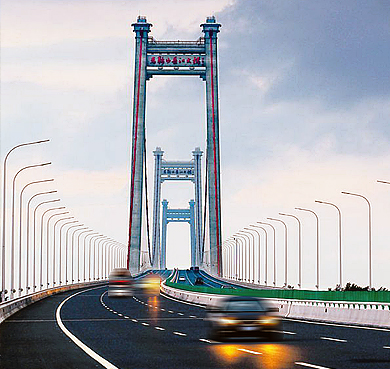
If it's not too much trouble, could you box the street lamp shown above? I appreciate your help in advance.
[52,216,74,286]
[279,212,302,288]
[10,162,51,298]
[58,220,78,284]
[96,237,109,280]
[257,222,276,286]
[26,190,57,293]
[267,217,288,287]
[70,226,87,283]
[32,199,60,292]
[18,179,54,295]
[341,191,372,289]
[90,235,104,281]
[76,229,94,282]
[40,206,65,289]
[1,139,50,301]
[315,200,343,288]
[296,207,320,290]
[65,224,84,284]
[242,228,256,283]
[46,211,69,288]
[84,233,99,281]
[236,232,250,282]
[40,207,65,289]
[249,225,268,285]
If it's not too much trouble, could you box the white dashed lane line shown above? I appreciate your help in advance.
[173,331,187,336]
[384,346,390,349]
[131,319,138,323]
[281,331,296,335]
[238,348,262,355]
[168,310,174,314]
[177,312,184,316]
[320,336,347,343]
[141,323,149,326]
[199,338,212,344]
[295,362,333,369]
[189,315,197,318]
[155,327,165,331]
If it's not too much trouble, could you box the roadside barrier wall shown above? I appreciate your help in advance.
[162,276,390,328]
[0,280,107,324]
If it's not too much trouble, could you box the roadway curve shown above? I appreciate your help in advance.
[1,277,390,368]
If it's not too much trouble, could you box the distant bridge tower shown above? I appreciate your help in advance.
[151,148,202,269]
[160,200,196,269]
[127,16,223,275]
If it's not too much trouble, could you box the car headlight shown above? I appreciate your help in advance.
[259,317,279,325]
[217,317,237,325]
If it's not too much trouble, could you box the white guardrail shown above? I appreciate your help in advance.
[0,280,107,324]
[161,280,390,328]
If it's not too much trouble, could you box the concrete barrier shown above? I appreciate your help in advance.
[0,280,107,324]
[161,281,390,328]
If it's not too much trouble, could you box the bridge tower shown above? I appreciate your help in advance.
[151,148,202,269]
[160,200,196,269]
[128,16,223,276]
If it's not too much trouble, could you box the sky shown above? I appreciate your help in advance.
[2,0,390,290]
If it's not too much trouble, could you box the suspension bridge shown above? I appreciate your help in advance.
[1,16,390,369]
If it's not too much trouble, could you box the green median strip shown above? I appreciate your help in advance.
[164,280,390,304]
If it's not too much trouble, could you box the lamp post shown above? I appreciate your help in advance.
[236,233,250,282]
[258,222,276,286]
[315,200,342,288]
[84,233,99,281]
[71,227,88,283]
[1,139,50,301]
[40,207,65,289]
[267,218,288,287]
[76,230,93,282]
[242,229,256,283]
[59,221,78,285]
[46,211,68,288]
[279,213,302,288]
[233,237,243,280]
[250,225,268,285]
[10,162,51,298]
[53,217,74,286]
[96,237,108,280]
[32,199,60,292]
[296,207,320,290]
[341,191,372,289]
[18,179,54,295]
[65,224,84,284]
[25,191,57,293]
[89,235,102,281]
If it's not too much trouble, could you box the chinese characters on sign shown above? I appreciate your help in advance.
[162,168,194,176]
[147,55,205,67]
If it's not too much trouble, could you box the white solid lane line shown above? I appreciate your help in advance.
[238,348,262,355]
[173,331,187,336]
[320,336,347,343]
[295,362,334,369]
[56,286,119,369]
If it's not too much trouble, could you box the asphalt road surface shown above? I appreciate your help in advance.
[1,283,390,368]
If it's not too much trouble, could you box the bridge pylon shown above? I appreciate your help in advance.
[127,16,223,276]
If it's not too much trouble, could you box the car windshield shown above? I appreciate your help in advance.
[224,300,265,311]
